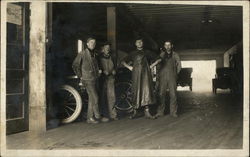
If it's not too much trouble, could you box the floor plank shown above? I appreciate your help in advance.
[7,91,243,149]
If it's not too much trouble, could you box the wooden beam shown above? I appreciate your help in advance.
[1,1,7,153]
[117,5,159,50]
[107,7,116,52]
[107,6,117,64]
[29,1,46,133]
[46,3,53,46]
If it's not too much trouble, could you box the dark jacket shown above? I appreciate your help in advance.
[98,53,116,76]
[72,48,99,81]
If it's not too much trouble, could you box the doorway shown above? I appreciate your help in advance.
[178,60,216,92]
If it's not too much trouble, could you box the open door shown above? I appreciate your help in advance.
[6,3,30,134]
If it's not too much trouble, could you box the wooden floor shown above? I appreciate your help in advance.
[7,91,243,149]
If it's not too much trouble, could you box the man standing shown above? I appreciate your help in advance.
[99,42,118,121]
[121,38,158,119]
[72,37,108,124]
[156,40,181,118]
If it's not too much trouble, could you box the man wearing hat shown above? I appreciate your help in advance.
[98,42,118,121]
[72,37,109,124]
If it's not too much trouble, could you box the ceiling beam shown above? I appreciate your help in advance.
[117,5,159,50]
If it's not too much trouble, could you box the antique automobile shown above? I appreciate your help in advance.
[177,68,193,91]
[52,74,88,124]
[52,66,134,124]
[212,67,234,94]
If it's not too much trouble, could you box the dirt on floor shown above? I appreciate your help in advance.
[7,91,243,149]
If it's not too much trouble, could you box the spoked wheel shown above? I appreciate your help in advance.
[115,82,133,112]
[54,85,82,124]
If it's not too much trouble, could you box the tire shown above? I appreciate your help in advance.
[55,85,82,124]
[189,86,192,91]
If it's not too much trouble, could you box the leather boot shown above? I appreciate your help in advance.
[129,109,137,119]
[87,117,99,124]
[171,113,178,118]
[144,108,156,119]
[100,117,110,122]
[155,112,164,118]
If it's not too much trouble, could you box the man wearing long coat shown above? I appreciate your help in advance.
[122,38,158,119]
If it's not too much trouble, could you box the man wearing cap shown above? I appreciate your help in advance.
[98,42,118,121]
[72,37,109,124]
[121,38,158,119]
[155,40,181,118]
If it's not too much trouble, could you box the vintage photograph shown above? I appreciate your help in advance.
[0,0,249,156]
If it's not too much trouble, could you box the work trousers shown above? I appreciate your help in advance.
[157,77,178,115]
[83,80,101,119]
[101,76,117,118]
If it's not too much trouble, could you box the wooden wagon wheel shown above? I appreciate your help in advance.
[115,81,133,112]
